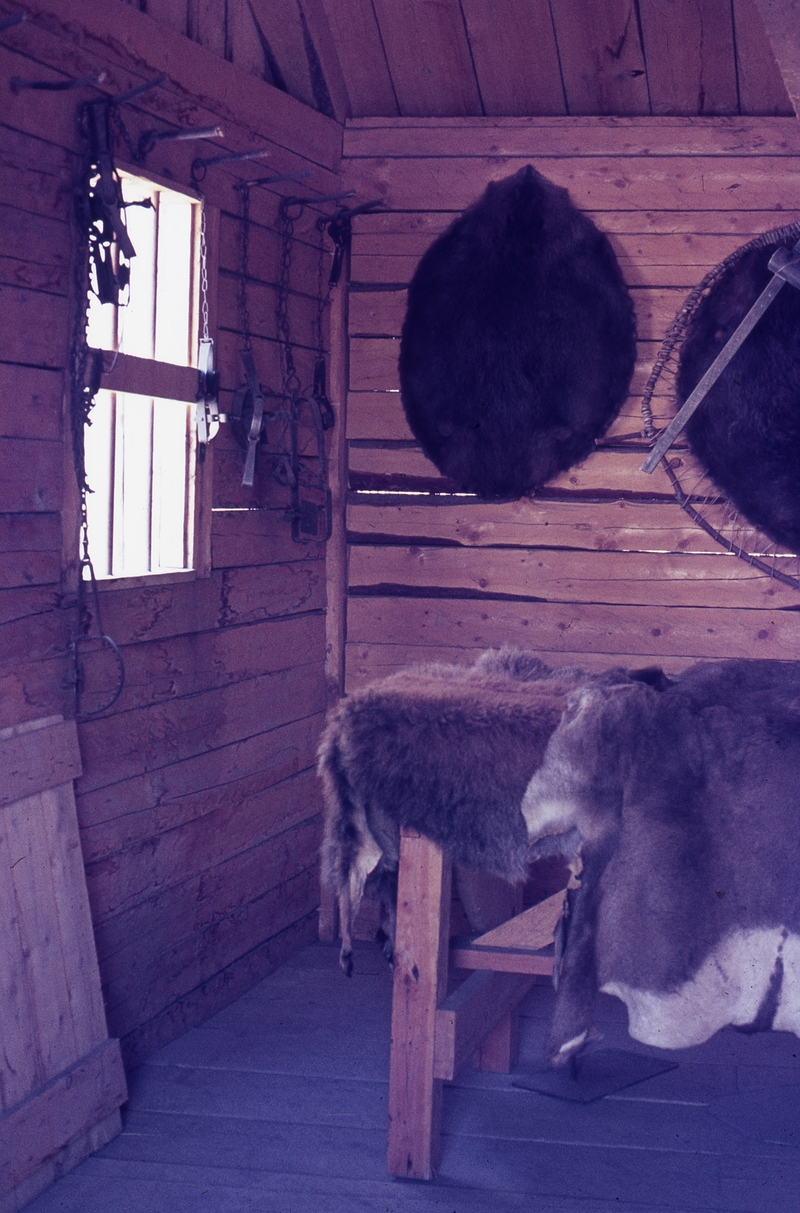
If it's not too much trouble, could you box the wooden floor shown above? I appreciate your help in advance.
[24,940,800,1213]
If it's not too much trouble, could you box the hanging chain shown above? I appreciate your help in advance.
[316,215,327,357]
[199,194,210,342]
[68,99,126,714]
[277,198,303,399]
[239,182,253,353]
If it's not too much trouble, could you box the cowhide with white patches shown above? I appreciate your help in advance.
[522,658,800,1065]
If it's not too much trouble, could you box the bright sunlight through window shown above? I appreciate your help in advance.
[85,171,200,578]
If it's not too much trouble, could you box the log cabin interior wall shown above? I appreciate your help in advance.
[2,0,800,1175]
[339,114,800,690]
[0,0,343,1077]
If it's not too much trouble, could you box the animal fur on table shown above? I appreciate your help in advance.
[677,237,800,552]
[523,659,800,1066]
[398,165,637,500]
[318,649,668,977]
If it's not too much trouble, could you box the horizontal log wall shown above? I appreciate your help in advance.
[340,117,800,689]
[0,0,345,1069]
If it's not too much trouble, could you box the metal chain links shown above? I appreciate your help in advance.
[69,99,127,714]
[238,183,253,353]
[199,195,210,343]
[277,198,303,399]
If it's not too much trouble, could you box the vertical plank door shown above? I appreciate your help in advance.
[0,717,127,1210]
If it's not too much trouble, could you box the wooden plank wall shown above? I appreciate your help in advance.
[0,0,346,1068]
[127,0,794,123]
[340,117,800,691]
[0,717,127,1208]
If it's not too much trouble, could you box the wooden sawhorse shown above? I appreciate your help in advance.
[387,827,565,1179]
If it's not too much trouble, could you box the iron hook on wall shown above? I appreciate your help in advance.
[191,147,270,185]
[10,69,107,92]
[138,123,224,161]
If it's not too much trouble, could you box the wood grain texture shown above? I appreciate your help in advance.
[0,718,81,808]
[351,200,800,236]
[460,0,566,117]
[433,970,534,1079]
[239,0,316,109]
[86,768,322,941]
[754,0,800,118]
[76,711,326,834]
[0,366,62,444]
[548,0,650,115]
[0,717,120,1201]
[638,0,738,115]
[319,0,399,117]
[349,543,798,610]
[346,444,685,499]
[343,114,800,157]
[347,495,728,554]
[118,911,318,1067]
[0,1039,125,1197]
[0,515,61,591]
[75,660,326,796]
[84,791,322,930]
[343,642,699,692]
[187,0,226,60]
[734,0,794,114]
[226,0,267,82]
[371,0,483,117]
[143,0,188,36]
[388,829,451,1179]
[92,824,317,1014]
[346,594,800,664]
[4,0,341,171]
[343,152,800,212]
[104,864,320,1039]
[0,0,338,1089]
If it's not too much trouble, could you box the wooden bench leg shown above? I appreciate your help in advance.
[474,1007,520,1073]
[387,829,451,1180]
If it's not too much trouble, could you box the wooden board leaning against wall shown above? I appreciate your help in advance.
[0,0,347,1068]
[339,117,800,691]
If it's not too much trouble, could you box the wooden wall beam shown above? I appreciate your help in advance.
[3,0,343,169]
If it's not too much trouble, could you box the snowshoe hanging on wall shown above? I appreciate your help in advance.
[398,165,637,500]
[676,236,800,553]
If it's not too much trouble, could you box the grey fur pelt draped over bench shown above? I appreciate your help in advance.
[318,650,666,975]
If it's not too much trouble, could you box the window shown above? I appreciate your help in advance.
[84,171,204,579]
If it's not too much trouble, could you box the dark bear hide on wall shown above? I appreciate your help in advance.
[398,165,637,500]
[677,238,800,553]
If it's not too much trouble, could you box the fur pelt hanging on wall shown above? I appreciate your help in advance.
[677,238,800,552]
[398,165,637,500]
[318,649,670,975]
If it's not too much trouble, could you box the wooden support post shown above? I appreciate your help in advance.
[319,227,350,946]
[387,829,451,1180]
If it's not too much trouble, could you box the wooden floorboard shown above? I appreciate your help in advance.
[22,942,800,1213]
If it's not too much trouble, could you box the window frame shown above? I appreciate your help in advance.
[83,161,218,590]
